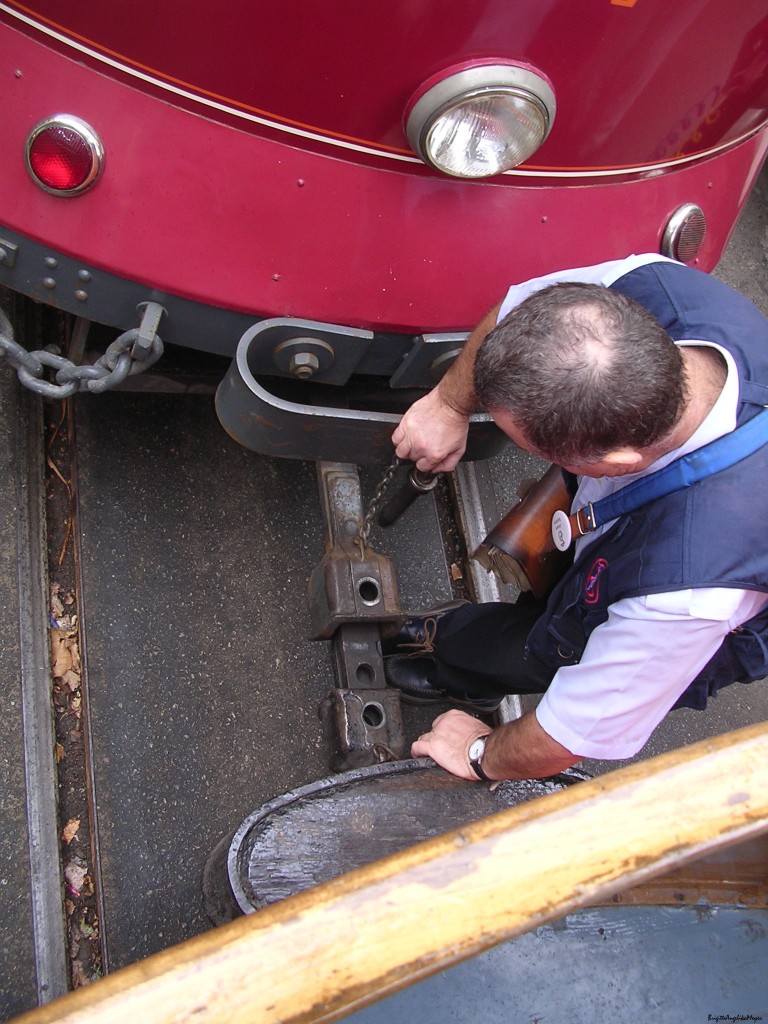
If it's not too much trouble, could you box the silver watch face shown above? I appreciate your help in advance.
[468,736,486,761]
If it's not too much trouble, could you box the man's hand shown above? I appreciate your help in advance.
[391,302,502,473]
[412,710,491,781]
[391,388,469,473]
[412,709,579,781]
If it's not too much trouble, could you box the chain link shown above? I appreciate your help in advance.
[0,302,165,399]
[356,453,401,555]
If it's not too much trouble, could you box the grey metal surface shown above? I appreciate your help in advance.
[309,462,402,638]
[0,302,164,400]
[451,461,522,723]
[344,905,768,1024]
[0,374,67,1020]
[0,372,38,1020]
[224,759,573,914]
[214,328,506,465]
[13,390,68,1004]
[72,392,451,970]
[313,461,408,770]
[0,222,263,357]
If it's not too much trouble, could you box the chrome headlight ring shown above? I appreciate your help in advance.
[406,62,556,179]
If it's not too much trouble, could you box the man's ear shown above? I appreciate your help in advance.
[603,448,644,470]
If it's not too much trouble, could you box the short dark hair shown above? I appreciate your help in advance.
[473,282,686,464]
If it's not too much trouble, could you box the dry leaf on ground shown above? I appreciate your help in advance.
[51,629,80,677]
[64,861,87,894]
[62,818,80,845]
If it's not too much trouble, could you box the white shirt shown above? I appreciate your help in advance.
[497,253,681,322]
[497,255,768,759]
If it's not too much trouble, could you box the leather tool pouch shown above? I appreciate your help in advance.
[473,464,573,599]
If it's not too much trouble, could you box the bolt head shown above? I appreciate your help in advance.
[289,351,321,379]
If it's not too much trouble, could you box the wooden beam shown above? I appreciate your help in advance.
[12,722,768,1024]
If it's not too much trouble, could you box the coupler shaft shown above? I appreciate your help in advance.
[378,466,438,527]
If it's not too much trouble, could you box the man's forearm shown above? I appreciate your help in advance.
[411,709,579,782]
[481,712,579,781]
[434,302,502,417]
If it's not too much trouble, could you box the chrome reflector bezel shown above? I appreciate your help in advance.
[25,114,104,196]
[406,64,556,179]
[661,203,707,264]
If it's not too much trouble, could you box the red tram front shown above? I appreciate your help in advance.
[1,1,767,460]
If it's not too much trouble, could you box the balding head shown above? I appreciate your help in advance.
[473,282,686,465]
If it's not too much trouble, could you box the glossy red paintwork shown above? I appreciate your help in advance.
[1,3,767,344]
[4,0,768,167]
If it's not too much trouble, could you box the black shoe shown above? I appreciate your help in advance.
[384,654,503,713]
[380,600,469,657]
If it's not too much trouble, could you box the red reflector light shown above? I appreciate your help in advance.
[26,115,103,195]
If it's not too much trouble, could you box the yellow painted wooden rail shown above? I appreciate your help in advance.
[13,722,768,1024]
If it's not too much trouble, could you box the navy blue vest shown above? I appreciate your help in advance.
[525,261,768,710]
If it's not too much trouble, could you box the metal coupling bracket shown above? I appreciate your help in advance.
[320,687,405,772]
[308,463,402,639]
[310,462,407,770]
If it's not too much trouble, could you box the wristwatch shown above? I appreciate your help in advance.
[468,735,491,781]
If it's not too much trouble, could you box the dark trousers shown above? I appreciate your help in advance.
[433,598,557,698]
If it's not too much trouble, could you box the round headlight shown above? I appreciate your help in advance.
[406,63,555,179]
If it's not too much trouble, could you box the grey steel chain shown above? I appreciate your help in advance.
[0,301,165,399]
[356,453,401,555]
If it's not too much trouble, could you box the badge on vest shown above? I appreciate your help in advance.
[584,558,609,605]
[551,504,597,551]
[551,510,572,551]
